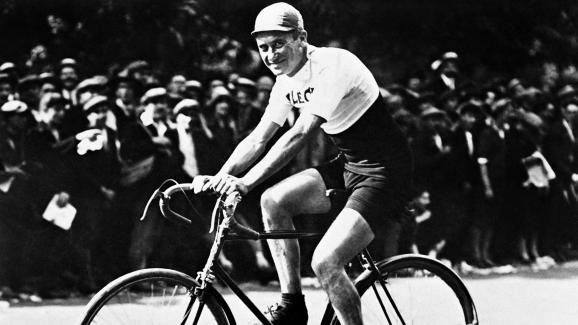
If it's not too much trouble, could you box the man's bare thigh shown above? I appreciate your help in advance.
[263,168,332,216]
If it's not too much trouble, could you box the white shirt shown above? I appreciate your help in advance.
[262,45,379,135]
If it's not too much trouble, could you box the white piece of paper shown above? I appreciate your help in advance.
[0,176,15,193]
[42,194,77,231]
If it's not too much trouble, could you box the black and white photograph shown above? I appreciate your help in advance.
[1,1,577,324]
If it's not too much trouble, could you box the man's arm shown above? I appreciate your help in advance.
[240,112,324,192]
[208,112,324,195]
[217,119,280,176]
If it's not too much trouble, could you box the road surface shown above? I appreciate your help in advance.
[1,261,577,325]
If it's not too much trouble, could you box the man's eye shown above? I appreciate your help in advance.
[273,41,285,49]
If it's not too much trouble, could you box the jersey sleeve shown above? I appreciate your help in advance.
[261,79,293,126]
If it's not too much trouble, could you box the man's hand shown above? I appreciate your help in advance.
[56,192,70,207]
[192,175,212,194]
[209,174,249,195]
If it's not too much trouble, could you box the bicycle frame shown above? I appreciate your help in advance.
[156,188,407,325]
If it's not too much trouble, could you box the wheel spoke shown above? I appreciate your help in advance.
[81,269,230,325]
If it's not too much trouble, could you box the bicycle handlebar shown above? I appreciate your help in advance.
[156,182,242,226]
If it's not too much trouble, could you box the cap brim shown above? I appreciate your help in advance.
[251,26,294,36]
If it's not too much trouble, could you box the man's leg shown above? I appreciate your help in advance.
[311,208,375,325]
[261,168,332,294]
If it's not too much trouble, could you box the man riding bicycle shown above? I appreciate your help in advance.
[193,3,413,325]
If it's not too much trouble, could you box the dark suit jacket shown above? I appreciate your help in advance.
[544,119,575,185]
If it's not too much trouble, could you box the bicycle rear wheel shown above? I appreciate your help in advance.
[80,268,234,325]
[323,254,478,325]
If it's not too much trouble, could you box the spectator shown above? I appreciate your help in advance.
[0,73,16,106]
[234,77,262,139]
[1,101,35,297]
[58,58,79,104]
[166,74,187,109]
[184,79,204,102]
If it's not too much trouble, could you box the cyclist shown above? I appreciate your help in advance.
[193,2,413,325]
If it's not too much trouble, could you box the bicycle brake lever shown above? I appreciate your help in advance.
[140,188,162,221]
[209,198,220,233]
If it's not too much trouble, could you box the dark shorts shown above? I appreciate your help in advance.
[314,155,411,232]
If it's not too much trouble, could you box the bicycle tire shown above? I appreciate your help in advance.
[321,254,478,325]
[80,268,235,325]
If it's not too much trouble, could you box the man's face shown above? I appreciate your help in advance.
[116,83,135,103]
[0,82,13,104]
[215,101,231,117]
[460,111,478,130]
[60,66,78,90]
[168,76,186,95]
[152,99,169,122]
[255,31,306,76]
[235,89,252,107]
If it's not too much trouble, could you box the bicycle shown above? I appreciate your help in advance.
[80,181,479,325]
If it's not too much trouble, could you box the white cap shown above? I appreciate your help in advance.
[1,100,28,113]
[251,2,304,36]
[141,87,167,104]
[174,98,200,115]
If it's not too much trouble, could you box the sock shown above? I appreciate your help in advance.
[281,293,305,306]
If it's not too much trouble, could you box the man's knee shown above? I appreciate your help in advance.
[261,187,292,222]
[311,247,340,280]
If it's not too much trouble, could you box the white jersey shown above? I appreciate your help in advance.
[262,45,379,135]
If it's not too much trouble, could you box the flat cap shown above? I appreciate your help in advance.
[141,87,167,105]
[174,98,201,115]
[1,100,28,113]
[83,95,109,112]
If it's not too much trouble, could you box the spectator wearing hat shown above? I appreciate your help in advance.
[109,75,141,131]
[0,73,16,106]
[426,52,466,95]
[234,77,262,139]
[17,75,42,110]
[450,100,488,267]
[474,107,508,267]
[140,88,181,167]
[412,107,458,259]
[502,111,547,264]
[75,76,108,106]
[124,88,183,271]
[184,79,204,102]
[173,98,217,178]
[541,99,578,262]
[124,87,184,270]
[59,58,79,103]
[0,100,36,295]
[38,72,61,98]
[206,85,239,162]
[0,62,17,81]
[73,95,121,287]
[20,92,89,296]
[125,60,158,88]
[255,75,274,110]
[166,74,187,109]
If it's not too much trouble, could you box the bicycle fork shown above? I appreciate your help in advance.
[180,206,233,325]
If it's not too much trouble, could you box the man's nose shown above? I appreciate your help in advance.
[266,49,278,63]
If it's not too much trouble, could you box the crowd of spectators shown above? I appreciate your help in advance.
[1,41,578,303]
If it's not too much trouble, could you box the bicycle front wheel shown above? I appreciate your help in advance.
[80,268,234,325]
[323,254,478,325]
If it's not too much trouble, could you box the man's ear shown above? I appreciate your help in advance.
[299,30,308,42]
